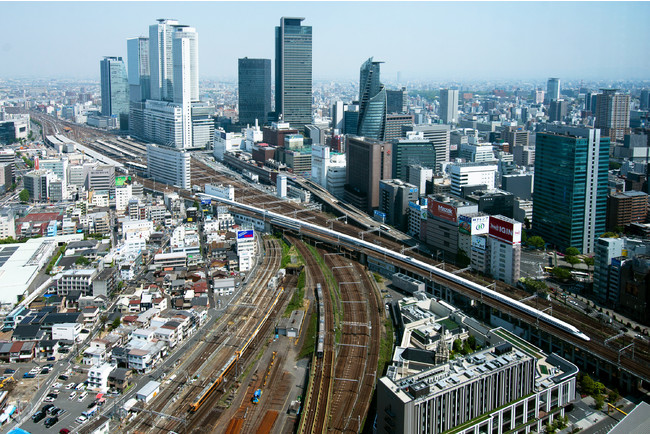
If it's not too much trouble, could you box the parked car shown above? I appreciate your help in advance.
[75,415,87,424]
[40,367,50,374]
[78,391,88,401]
[44,396,56,403]
[59,429,70,434]
[44,416,59,428]
[75,383,85,390]
[23,373,35,379]
[51,408,65,417]
[41,404,54,413]
[65,382,75,389]
[68,391,76,400]
[52,382,62,389]
[58,374,69,381]
[32,410,46,423]
[3,368,15,374]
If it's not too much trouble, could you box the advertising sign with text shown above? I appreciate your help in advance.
[488,216,522,244]
[428,199,457,222]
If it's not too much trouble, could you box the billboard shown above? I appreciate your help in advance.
[471,235,487,251]
[459,215,490,235]
[488,216,522,244]
[200,198,212,206]
[237,230,255,240]
[115,176,132,187]
[373,210,386,223]
[428,199,457,222]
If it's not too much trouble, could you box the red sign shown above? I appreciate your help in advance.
[428,199,457,222]
[489,216,522,244]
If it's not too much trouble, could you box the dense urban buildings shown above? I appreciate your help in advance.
[275,17,312,130]
[439,88,459,124]
[595,89,631,142]
[344,136,392,214]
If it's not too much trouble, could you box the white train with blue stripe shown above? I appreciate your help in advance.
[200,194,591,342]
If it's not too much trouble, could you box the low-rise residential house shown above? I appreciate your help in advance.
[131,328,156,342]
[87,362,115,392]
[52,322,82,342]
[37,340,61,361]
[126,340,166,373]
[83,346,106,366]
[78,295,108,310]
[128,299,141,313]
[136,308,160,328]
[153,326,178,348]
[10,341,36,363]
[152,297,167,310]
[107,367,132,392]
[55,268,98,296]
[82,306,100,326]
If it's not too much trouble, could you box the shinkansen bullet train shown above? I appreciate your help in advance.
[200,194,591,342]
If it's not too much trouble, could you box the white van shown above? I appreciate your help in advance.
[77,391,88,402]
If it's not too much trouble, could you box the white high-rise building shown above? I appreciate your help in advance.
[149,19,179,101]
[326,154,347,200]
[146,144,191,190]
[439,88,459,124]
[311,145,331,188]
[277,175,287,198]
[448,162,497,197]
[173,26,199,150]
[127,36,150,103]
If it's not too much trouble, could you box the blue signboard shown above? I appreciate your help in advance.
[373,210,386,223]
[200,199,212,206]
[237,230,255,240]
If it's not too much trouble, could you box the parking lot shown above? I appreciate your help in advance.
[1,363,116,434]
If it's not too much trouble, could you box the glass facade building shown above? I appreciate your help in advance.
[100,56,129,128]
[533,127,609,254]
[392,137,436,182]
[238,58,272,126]
[127,37,150,103]
[357,57,386,140]
[275,17,312,131]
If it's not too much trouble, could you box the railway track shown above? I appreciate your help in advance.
[292,239,335,434]
[123,238,283,433]
[325,252,381,433]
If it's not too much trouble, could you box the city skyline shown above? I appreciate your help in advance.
[2,2,650,82]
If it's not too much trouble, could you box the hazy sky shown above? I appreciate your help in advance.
[2,1,650,82]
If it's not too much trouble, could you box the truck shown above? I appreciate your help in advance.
[252,389,262,404]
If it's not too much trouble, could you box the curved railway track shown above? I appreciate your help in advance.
[292,239,334,434]
[123,238,283,433]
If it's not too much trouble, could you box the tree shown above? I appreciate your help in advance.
[522,278,547,293]
[607,389,620,404]
[110,317,121,330]
[467,335,477,350]
[613,225,625,234]
[565,256,581,269]
[453,339,462,353]
[583,256,595,269]
[19,189,29,203]
[565,247,580,257]
[75,256,91,266]
[600,232,618,238]
[552,267,571,280]
[594,395,605,411]
[456,249,470,268]
[527,236,545,250]
[524,217,531,230]
[580,374,595,395]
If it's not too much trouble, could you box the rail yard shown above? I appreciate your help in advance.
[21,115,650,433]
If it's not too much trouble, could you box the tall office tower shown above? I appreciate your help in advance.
[100,56,129,128]
[392,132,435,182]
[595,89,631,142]
[387,87,407,114]
[641,89,650,111]
[331,101,344,132]
[238,58,272,126]
[275,17,312,130]
[503,126,529,148]
[357,57,387,140]
[533,126,609,254]
[448,163,498,197]
[343,104,359,135]
[548,99,568,122]
[378,179,419,231]
[384,114,413,141]
[344,136,392,214]
[439,88,459,124]
[407,124,451,170]
[173,26,199,150]
[149,18,180,101]
[546,77,560,104]
[127,37,150,102]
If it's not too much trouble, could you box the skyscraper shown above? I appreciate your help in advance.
[100,56,129,128]
[173,25,199,150]
[275,17,312,130]
[344,136,392,214]
[130,19,212,150]
[357,57,387,140]
[127,37,150,103]
[595,89,630,142]
[238,58,272,126]
[149,18,180,101]
[439,88,459,124]
[546,77,560,103]
[533,126,609,254]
